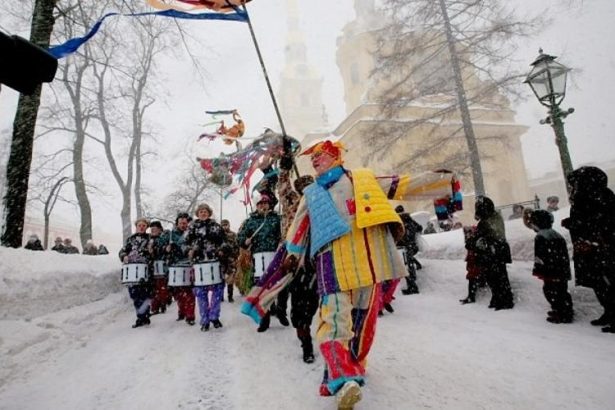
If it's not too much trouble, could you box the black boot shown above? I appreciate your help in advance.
[591,312,611,326]
[384,303,394,313]
[132,318,144,328]
[257,312,271,333]
[228,284,234,303]
[277,312,290,327]
[212,319,223,329]
[301,336,315,364]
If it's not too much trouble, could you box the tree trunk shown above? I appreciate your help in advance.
[438,0,485,196]
[73,112,93,248]
[1,0,58,248]
[43,176,68,249]
[135,143,143,219]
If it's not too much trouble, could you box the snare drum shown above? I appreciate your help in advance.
[193,261,223,286]
[397,247,408,268]
[153,260,167,277]
[252,251,276,280]
[168,266,193,286]
[121,263,149,285]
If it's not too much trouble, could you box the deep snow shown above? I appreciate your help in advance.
[1,211,614,410]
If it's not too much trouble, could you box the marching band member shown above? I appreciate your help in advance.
[119,218,154,329]
[166,213,196,326]
[186,204,227,331]
[148,220,170,315]
[220,219,239,303]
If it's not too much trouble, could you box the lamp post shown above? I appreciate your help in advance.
[524,49,575,195]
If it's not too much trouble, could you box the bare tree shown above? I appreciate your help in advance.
[159,161,216,219]
[1,0,58,248]
[370,0,544,195]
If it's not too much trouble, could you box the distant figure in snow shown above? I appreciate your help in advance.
[97,244,109,255]
[546,196,560,213]
[51,237,65,253]
[63,238,79,254]
[509,204,524,220]
[24,234,44,251]
[82,239,98,255]
[423,221,437,234]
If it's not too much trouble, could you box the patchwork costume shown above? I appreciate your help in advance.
[288,168,456,401]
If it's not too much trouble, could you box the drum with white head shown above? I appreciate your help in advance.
[252,251,275,281]
[121,263,149,285]
[168,266,193,286]
[193,260,223,286]
[153,260,167,277]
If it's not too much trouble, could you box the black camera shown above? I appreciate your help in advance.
[0,31,58,95]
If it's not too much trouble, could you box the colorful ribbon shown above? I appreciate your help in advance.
[48,8,248,59]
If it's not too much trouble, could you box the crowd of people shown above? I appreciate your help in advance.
[113,139,613,410]
[24,234,108,255]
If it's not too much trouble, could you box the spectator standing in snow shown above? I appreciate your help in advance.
[118,218,154,328]
[466,196,514,310]
[562,166,615,333]
[530,210,574,323]
[423,221,437,234]
[546,196,560,212]
[459,226,486,304]
[63,238,79,254]
[82,239,98,255]
[395,205,424,295]
[509,204,524,220]
[24,234,44,251]
[51,237,65,253]
[97,244,109,255]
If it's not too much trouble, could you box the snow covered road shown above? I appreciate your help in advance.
[1,251,614,410]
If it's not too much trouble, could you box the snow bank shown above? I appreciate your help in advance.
[419,208,572,261]
[0,247,122,320]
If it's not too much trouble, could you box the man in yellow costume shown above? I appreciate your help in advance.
[282,140,458,409]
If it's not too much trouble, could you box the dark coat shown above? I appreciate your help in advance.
[24,239,44,251]
[163,228,191,266]
[467,196,512,266]
[51,244,65,253]
[185,218,226,262]
[118,233,151,264]
[396,213,423,255]
[533,229,571,281]
[562,166,615,287]
[237,211,281,253]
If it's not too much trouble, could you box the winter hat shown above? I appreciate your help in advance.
[149,221,163,230]
[474,196,496,220]
[54,237,63,243]
[530,209,554,230]
[28,234,39,241]
[301,140,345,168]
[195,203,213,217]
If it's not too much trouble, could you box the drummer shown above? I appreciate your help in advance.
[186,203,227,332]
[118,218,154,329]
[237,191,286,332]
[166,213,196,326]
[148,220,170,315]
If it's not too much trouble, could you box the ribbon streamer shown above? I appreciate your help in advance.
[48,8,248,59]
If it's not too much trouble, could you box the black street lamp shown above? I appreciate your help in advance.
[524,49,575,195]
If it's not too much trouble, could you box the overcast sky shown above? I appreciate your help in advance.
[1,0,614,243]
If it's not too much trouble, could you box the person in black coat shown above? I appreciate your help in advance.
[466,196,514,310]
[24,234,44,251]
[562,166,615,333]
[531,210,574,323]
[395,205,424,295]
